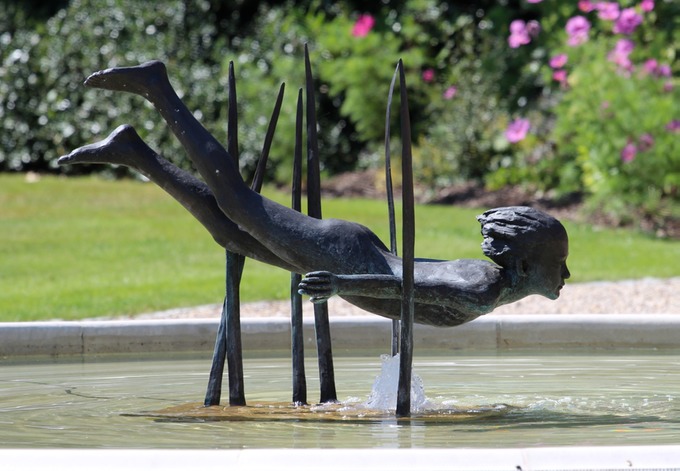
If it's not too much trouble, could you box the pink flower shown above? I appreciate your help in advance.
[665,120,680,133]
[638,133,654,152]
[508,33,530,48]
[614,38,635,55]
[640,0,654,12]
[526,20,541,38]
[549,54,568,69]
[641,60,671,78]
[643,59,659,74]
[607,39,635,72]
[578,0,595,12]
[526,0,543,3]
[443,86,457,100]
[613,8,643,35]
[352,14,375,38]
[621,140,637,163]
[422,68,435,83]
[657,64,671,77]
[510,19,526,34]
[508,20,531,48]
[553,69,568,84]
[663,81,673,92]
[565,16,591,46]
[596,2,620,21]
[505,118,531,143]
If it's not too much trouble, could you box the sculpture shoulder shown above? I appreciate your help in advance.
[414,258,502,288]
[413,258,505,311]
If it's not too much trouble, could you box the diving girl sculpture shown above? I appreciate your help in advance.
[58,59,570,413]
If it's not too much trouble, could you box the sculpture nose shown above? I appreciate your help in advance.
[562,264,571,280]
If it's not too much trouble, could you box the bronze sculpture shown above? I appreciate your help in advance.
[58,58,570,416]
[58,61,570,327]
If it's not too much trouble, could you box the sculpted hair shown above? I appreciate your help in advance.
[477,206,566,267]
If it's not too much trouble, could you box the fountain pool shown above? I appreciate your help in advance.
[2,350,679,449]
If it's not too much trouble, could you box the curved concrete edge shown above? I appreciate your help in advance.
[1,314,679,357]
[2,445,680,470]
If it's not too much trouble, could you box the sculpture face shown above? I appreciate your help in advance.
[527,233,570,300]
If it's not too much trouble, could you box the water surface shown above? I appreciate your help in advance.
[1,351,679,448]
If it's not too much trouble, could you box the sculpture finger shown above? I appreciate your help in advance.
[300,277,329,286]
[297,284,329,295]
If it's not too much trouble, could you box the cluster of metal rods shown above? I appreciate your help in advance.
[203,45,416,417]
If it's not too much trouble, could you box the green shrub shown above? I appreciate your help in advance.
[217,5,372,184]
[1,0,229,176]
[1,0,541,189]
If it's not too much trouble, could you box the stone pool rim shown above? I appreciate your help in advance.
[2,446,680,470]
[3,316,680,469]
[1,313,678,357]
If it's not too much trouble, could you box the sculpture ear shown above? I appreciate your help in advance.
[516,258,530,278]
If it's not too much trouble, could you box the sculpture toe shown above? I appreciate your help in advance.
[84,60,168,96]
[57,124,141,166]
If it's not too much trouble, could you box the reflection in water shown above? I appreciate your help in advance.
[1,352,679,448]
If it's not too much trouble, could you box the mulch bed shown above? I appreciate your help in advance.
[320,169,678,239]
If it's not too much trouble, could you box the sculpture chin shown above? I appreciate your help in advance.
[541,286,562,300]
[551,285,564,299]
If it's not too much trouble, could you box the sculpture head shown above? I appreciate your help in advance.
[477,206,570,299]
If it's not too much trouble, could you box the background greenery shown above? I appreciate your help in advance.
[2,174,678,321]
[2,0,678,231]
[1,1,679,320]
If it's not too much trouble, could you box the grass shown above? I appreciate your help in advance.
[1,174,678,321]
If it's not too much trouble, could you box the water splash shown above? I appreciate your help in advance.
[363,354,431,413]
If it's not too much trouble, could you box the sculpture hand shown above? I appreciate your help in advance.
[298,271,339,303]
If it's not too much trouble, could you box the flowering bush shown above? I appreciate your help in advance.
[235,0,529,189]
[494,0,679,230]
[549,35,678,226]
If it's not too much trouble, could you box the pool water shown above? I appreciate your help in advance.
[1,351,679,448]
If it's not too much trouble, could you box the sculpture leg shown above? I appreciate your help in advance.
[82,61,339,275]
[83,62,248,201]
[57,124,297,272]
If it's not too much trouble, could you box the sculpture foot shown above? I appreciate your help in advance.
[84,60,169,97]
[58,124,145,167]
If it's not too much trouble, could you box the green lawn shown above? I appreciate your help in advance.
[1,174,678,321]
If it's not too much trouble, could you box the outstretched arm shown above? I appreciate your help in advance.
[300,260,505,316]
[298,271,401,304]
